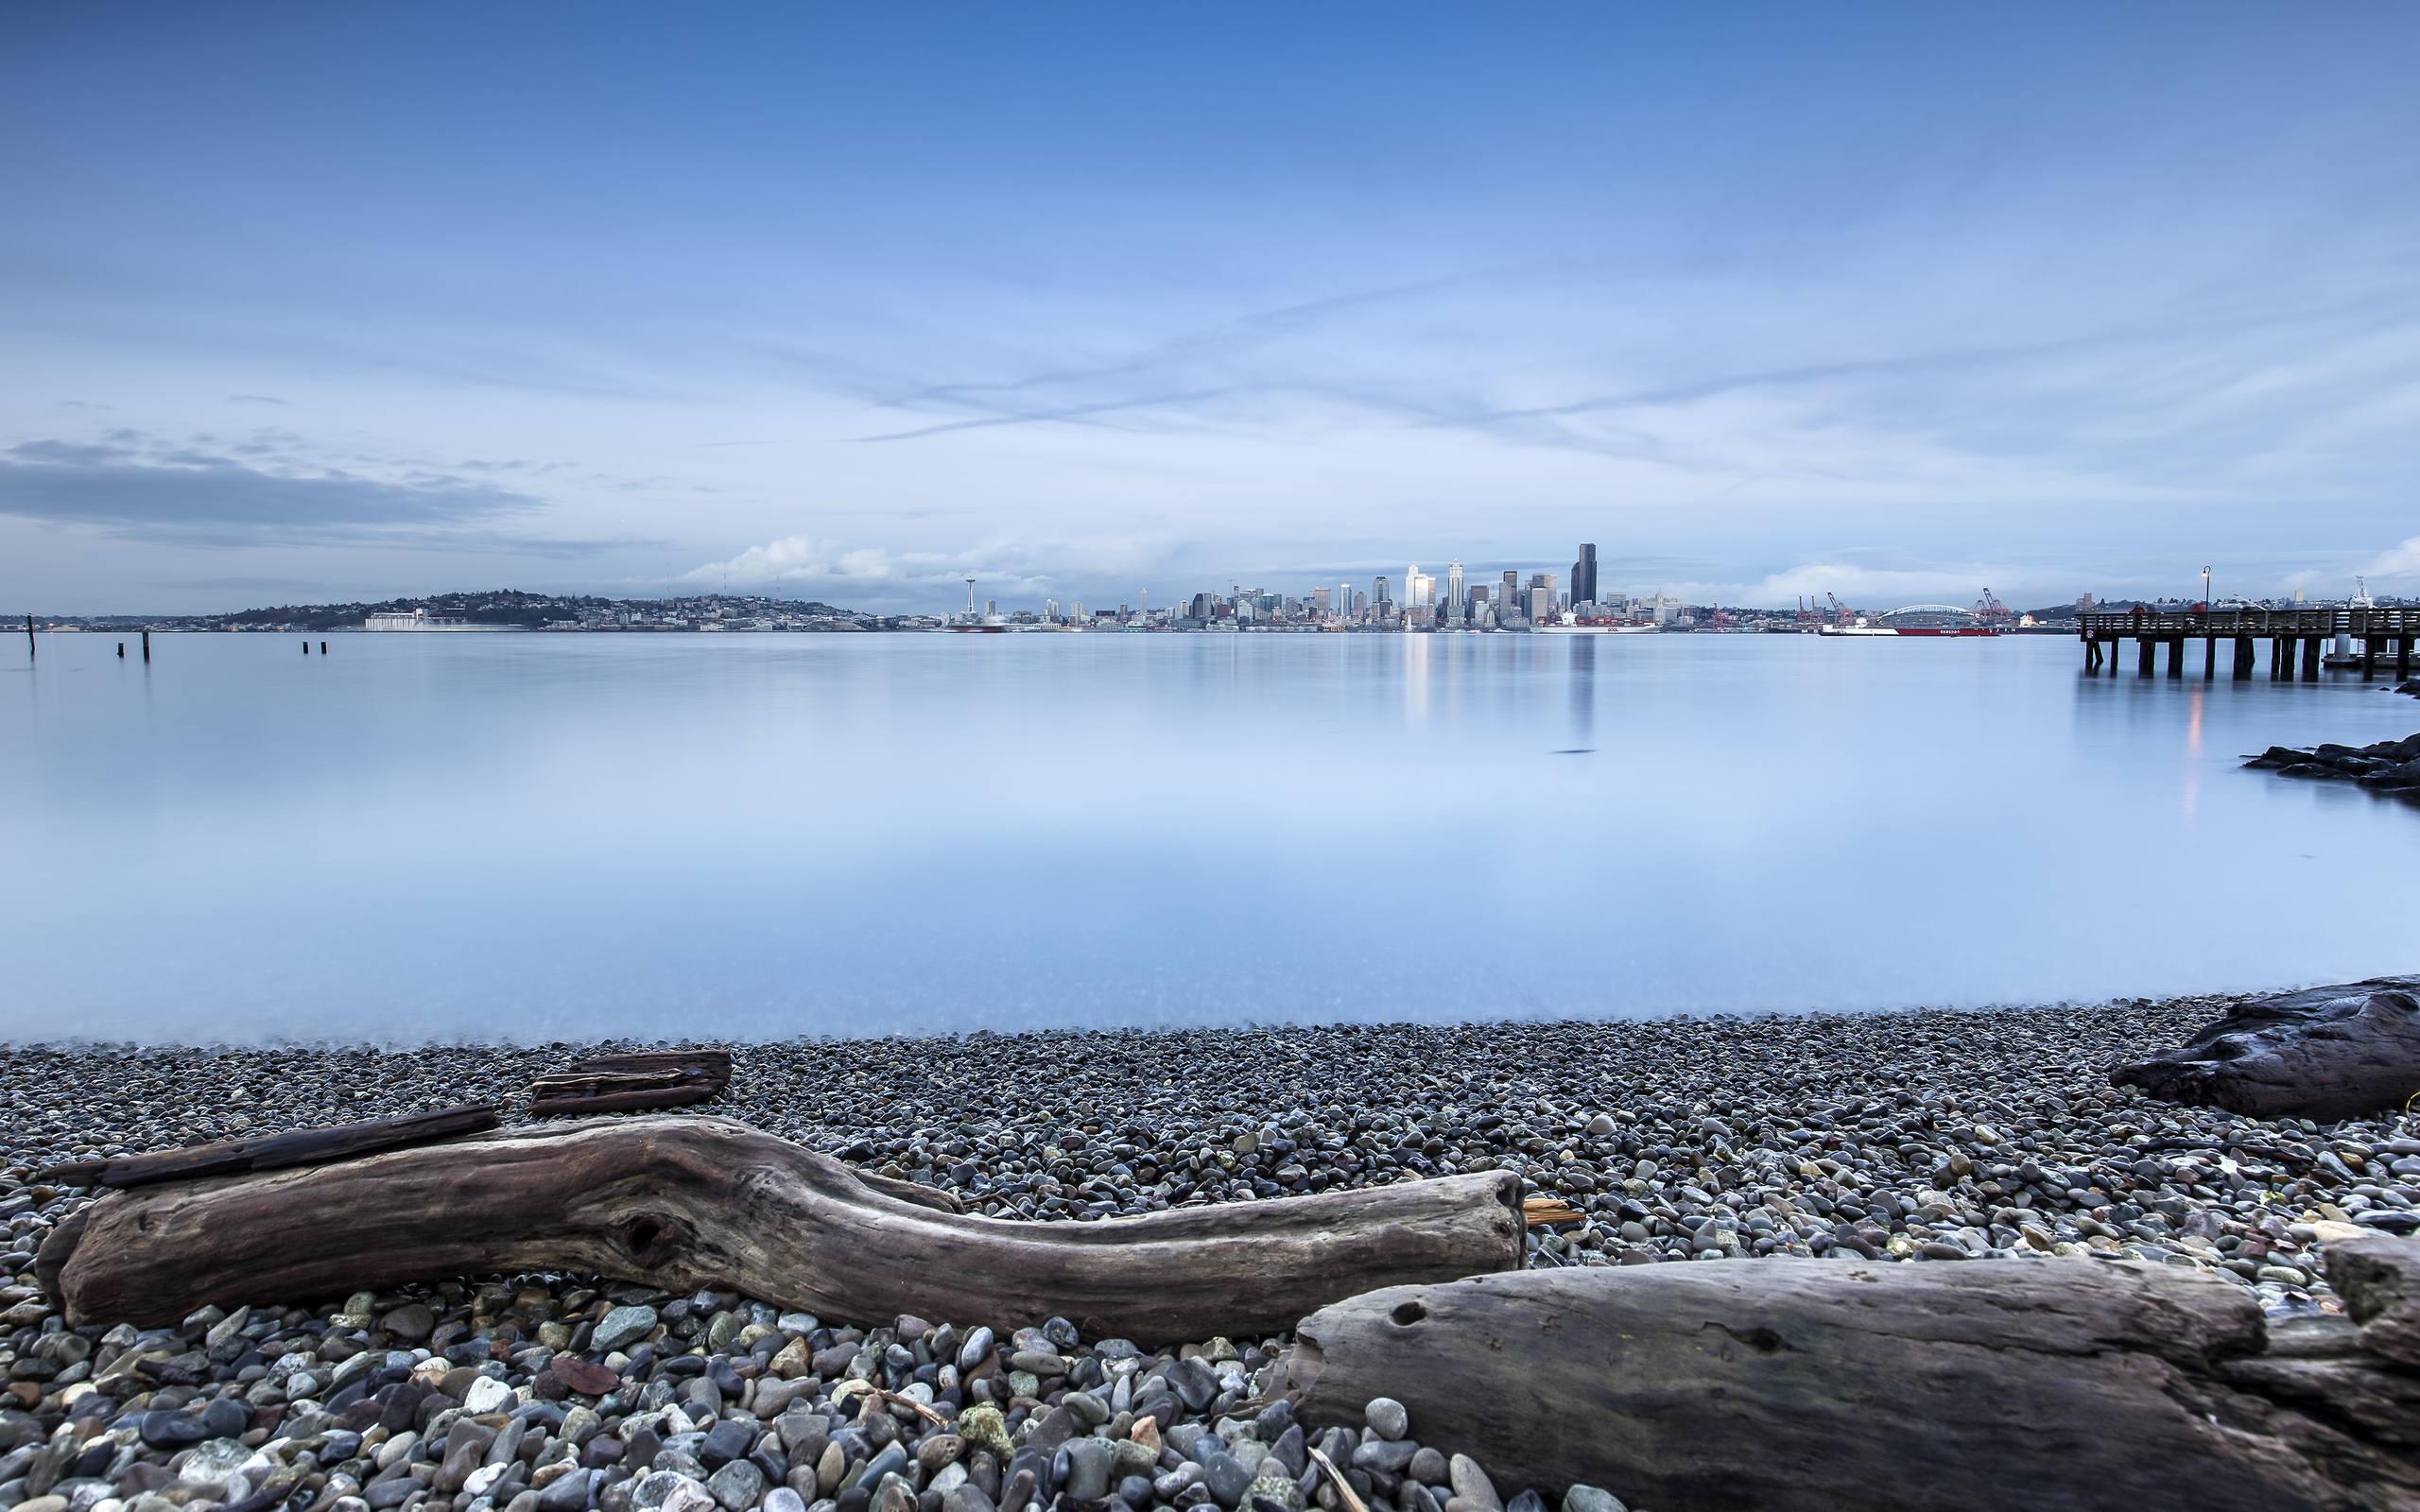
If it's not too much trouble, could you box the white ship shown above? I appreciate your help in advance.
[362,609,485,631]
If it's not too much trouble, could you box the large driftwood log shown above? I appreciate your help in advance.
[34,1103,499,1190]
[1279,1255,2420,1512]
[2111,975,2420,1119]
[41,1115,1521,1341]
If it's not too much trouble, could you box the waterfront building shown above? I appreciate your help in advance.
[1445,561,1465,621]
[1501,570,1519,610]
[1571,543,1598,608]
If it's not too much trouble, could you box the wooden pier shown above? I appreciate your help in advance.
[2078,607,2420,679]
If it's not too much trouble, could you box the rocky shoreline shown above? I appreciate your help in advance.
[7,994,2419,1512]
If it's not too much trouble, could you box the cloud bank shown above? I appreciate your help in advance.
[0,433,625,556]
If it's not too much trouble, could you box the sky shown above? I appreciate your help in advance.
[3,4,2417,615]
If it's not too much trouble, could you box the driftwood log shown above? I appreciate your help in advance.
[34,1103,499,1190]
[1279,1253,2420,1512]
[40,1114,1522,1341]
[2111,975,2420,1119]
[525,1049,732,1116]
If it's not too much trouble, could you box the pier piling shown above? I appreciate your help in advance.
[141,629,149,662]
[23,613,31,661]
[117,642,125,658]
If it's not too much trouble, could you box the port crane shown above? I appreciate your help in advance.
[1972,588,2011,627]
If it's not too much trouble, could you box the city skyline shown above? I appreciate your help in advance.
[5,5,2419,614]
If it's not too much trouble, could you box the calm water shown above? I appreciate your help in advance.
[7,630,2417,1043]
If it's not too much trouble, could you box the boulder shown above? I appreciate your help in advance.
[2359,760,2420,791]
[2328,1235,2420,1368]
[2111,976,2420,1120]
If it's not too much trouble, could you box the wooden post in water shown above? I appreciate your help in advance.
[2271,638,2287,679]
[2300,636,2322,679]
[2165,637,2183,678]
[2135,637,2155,676]
[2233,636,2255,679]
[2203,636,2215,679]
[2401,638,2414,679]
[319,641,327,655]
[141,629,149,662]
[116,642,125,659]
[22,613,31,661]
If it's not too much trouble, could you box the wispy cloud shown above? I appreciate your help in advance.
[228,393,289,406]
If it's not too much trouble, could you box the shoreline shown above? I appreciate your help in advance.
[5,974,2410,1054]
[8,990,2417,1510]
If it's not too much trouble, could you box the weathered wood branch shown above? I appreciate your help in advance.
[40,1114,1521,1341]
[1279,1253,2420,1512]
[524,1049,732,1117]
[2111,976,2420,1120]
[523,1073,723,1116]
[567,1049,732,1078]
[34,1103,500,1190]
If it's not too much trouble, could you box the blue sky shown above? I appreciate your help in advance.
[4,3,2417,613]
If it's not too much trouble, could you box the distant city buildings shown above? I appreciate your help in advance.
[83,549,2398,642]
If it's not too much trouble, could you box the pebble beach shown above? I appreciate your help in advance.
[6,993,2419,1512]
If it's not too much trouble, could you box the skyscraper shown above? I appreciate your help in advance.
[1444,560,1465,621]
[1571,543,1598,608]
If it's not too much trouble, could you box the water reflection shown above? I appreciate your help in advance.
[1569,638,1596,746]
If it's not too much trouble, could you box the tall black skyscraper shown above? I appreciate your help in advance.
[1570,542,1598,607]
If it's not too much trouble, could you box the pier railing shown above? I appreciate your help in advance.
[2078,608,2420,640]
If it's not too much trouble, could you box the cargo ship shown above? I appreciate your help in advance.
[1819,618,1999,638]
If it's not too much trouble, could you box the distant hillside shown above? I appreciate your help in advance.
[209,590,873,630]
